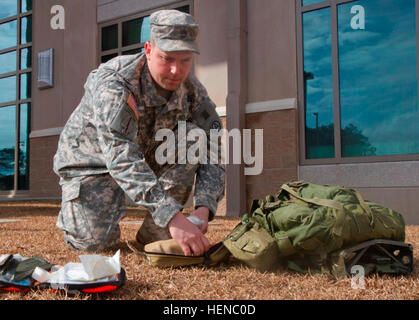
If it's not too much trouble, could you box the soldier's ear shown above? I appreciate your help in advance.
[144,41,152,59]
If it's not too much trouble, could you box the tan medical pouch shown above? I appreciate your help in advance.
[127,239,230,268]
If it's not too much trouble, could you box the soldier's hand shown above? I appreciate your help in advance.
[168,212,211,256]
[189,206,210,234]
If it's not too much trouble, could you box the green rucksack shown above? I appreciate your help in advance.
[223,181,412,277]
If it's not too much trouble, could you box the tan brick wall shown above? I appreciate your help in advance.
[215,116,227,216]
[29,136,61,198]
[245,109,298,210]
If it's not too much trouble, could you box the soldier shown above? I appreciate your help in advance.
[53,9,225,256]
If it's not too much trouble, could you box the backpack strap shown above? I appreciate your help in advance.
[281,184,346,237]
[281,184,343,211]
[352,189,375,227]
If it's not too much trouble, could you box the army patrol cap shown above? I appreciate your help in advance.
[150,9,200,54]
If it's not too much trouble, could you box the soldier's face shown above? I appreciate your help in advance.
[145,41,194,91]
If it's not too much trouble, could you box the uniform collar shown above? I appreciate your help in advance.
[140,62,187,113]
[112,53,144,99]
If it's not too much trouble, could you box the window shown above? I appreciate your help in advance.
[99,3,190,64]
[0,0,32,191]
[297,0,419,163]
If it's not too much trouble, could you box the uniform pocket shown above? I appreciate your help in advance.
[57,181,93,241]
[62,180,81,202]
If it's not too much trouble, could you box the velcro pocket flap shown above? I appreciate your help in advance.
[62,181,81,202]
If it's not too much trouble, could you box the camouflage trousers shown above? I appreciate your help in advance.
[57,173,125,252]
[57,122,200,252]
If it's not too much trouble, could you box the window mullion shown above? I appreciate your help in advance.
[20,11,32,19]
[18,67,32,75]
[0,1,31,192]
[101,49,118,56]
[336,0,359,5]
[296,0,308,164]
[118,22,122,56]
[0,47,17,55]
[0,15,18,25]
[14,0,21,191]
[121,43,144,52]
[0,71,17,80]
[331,1,342,162]
[19,42,31,49]
[14,104,21,192]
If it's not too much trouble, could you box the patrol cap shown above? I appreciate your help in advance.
[150,9,200,54]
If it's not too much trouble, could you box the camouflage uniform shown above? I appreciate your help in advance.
[53,10,225,252]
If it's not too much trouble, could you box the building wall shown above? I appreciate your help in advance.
[247,0,298,103]
[4,0,416,225]
[29,0,97,198]
[29,135,60,198]
[245,109,298,207]
[194,0,228,108]
[193,0,228,215]
[244,0,299,209]
[97,0,177,23]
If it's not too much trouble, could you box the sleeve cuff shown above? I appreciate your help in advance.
[150,196,183,228]
[194,195,218,221]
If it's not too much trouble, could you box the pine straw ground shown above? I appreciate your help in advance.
[0,201,418,300]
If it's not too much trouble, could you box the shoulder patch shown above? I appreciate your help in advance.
[191,98,223,133]
[126,94,139,120]
[109,95,139,140]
